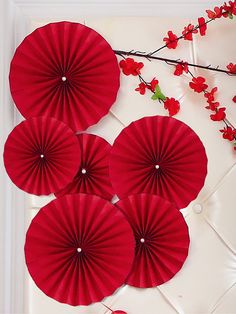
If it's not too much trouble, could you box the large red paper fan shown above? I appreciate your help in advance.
[110,115,208,209]
[9,21,120,131]
[3,117,80,195]
[55,133,114,200]
[116,194,190,288]
[25,193,135,306]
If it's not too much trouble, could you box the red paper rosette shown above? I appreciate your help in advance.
[116,194,190,288]
[25,194,135,306]
[9,21,120,131]
[3,117,80,195]
[110,116,208,209]
[55,134,114,200]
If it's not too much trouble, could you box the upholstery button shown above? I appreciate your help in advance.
[193,203,203,214]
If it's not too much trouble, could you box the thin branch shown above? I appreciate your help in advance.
[149,18,215,56]
[114,50,234,75]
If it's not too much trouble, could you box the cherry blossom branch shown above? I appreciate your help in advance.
[114,50,233,75]
[186,68,236,144]
[148,18,215,56]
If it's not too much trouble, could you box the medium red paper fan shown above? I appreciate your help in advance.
[55,133,114,200]
[116,194,190,288]
[3,117,80,195]
[110,115,208,209]
[9,21,120,131]
[25,194,135,306]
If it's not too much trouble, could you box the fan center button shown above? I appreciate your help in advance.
[140,238,145,243]
[81,168,87,174]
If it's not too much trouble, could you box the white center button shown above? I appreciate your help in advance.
[81,168,87,174]
[140,238,145,243]
[62,76,67,82]
[40,154,44,158]
[77,247,82,253]
[155,164,160,169]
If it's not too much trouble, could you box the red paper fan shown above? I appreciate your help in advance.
[25,194,135,306]
[3,117,80,195]
[116,194,190,288]
[9,21,120,131]
[55,133,114,200]
[110,115,208,209]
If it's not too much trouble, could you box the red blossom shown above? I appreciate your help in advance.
[164,97,180,116]
[198,17,207,36]
[210,108,226,121]
[204,87,218,103]
[182,24,198,41]
[233,96,236,103]
[112,311,127,314]
[174,62,189,76]
[205,101,220,111]
[119,58,144,76]
[163,31,178,49]
[189,76,208,93]
[222,1,236,17]
[148,78,159,92]
[206,6,223,19]
[135,82,147,95]
[227,63,236,74]
[220,127,236,141]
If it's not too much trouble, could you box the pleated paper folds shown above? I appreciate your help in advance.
[25,193,135,305]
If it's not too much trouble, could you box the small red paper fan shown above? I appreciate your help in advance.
[25,194,135,306]
[3,117,80,195]
[110,115,208,209]
[9,21,120,131]
[116,194,190,288]
[55,133,114,200]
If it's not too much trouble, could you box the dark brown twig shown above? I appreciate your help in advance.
[114,50,234,75]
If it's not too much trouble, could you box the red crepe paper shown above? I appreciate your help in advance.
[25,194,135,306]
[109,115,208,209]
[55,134,114,200]
[116,194,190,288]
[9,21,120,131]
[3,117,80,195]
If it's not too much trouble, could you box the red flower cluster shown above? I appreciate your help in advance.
[233,96,236,103]
[164,97,180,116]
[182,24,198,41]
[227,63,236,74]
[189,76,208,93]
[163,31,178,49]
[206,6,224,19]
[198,17,207,36]
[206,1,236,19]
[163,15,208,48]
[174,62,189,76]
[119,58,144,76]
[210,108,226,121]
[220,127,236,141]
[135,78,159,95]
[205,87,220,110]
[223,1,236,16]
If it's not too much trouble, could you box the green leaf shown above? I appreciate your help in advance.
[154,85,162,94]
[151,85,166,101]
[151,94,159,100]
[229,13,234,19]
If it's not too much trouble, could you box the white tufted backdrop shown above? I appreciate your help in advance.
[0,1,235,313]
